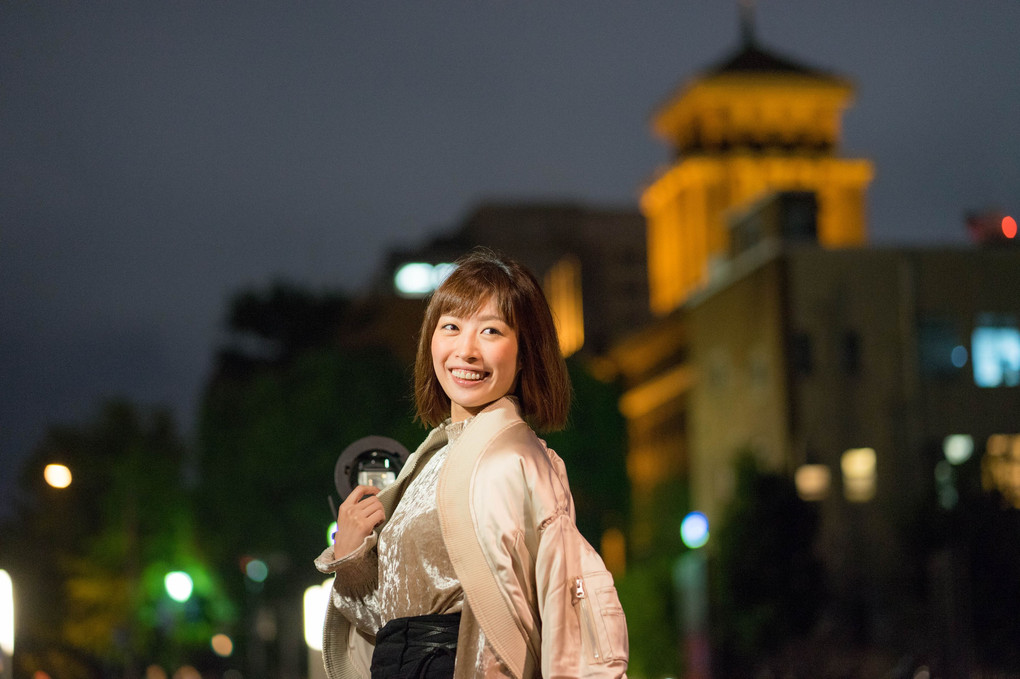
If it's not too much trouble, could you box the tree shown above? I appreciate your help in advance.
[543,357,630,546]
[194,283,422,676]
[0,401,232,679]
[709,451,824,677]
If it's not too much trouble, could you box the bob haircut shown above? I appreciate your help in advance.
[414,248,571,431]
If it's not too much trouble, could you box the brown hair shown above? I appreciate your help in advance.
[414,248,571,431]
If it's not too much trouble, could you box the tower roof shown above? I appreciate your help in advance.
[703,40,841,81]
[650,9,857,157]
[700,1,843,81]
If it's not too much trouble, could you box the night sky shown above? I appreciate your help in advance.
[2,2,1018,511]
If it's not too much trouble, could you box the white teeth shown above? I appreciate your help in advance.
[451,369,484,381]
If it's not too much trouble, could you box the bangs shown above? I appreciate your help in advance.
[431,267,518,329]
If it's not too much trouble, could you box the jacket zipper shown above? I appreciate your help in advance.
[574,576,603,663]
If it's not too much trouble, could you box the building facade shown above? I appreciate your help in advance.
[614,22,1020,672]
[642,31,873,316]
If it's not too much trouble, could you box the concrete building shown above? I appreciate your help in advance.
[612,18,1020,671]
[642,24,873,316]
[381,201,650,359]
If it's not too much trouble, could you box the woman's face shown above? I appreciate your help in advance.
[431,297,519,423]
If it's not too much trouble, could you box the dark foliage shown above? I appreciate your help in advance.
[709,452,825,677]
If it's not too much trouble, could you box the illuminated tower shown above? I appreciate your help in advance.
[643,20,874,314]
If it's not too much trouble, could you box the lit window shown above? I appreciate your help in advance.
[972,316,1020,387]
[841,448,876,502]
[982,434,1020,508]
[544,255,584,357]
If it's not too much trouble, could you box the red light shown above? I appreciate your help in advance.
[1004,216,1018,239]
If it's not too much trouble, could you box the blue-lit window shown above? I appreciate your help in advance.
[972,316,1020,388]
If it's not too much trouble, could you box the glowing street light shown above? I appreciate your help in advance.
[164,571,194,602]
[303,581,331,651]
[304,580,332,679]
[393,262,456,297]
[680,512,710,549]
[1,569,13,679]
[44,463,72,489]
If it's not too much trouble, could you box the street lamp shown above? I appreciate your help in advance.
[303,581,331,679]
[164,571,194,603]
[675,514,711,679]
[680,512,709,549]
[43,463,72,489]
[0,569,13,679]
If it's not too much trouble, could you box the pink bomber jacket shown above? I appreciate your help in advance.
[317,396,629,679]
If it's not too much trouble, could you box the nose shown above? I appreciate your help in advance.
[455,332,479,361]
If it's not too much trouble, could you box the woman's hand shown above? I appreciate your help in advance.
[333,485,386,560]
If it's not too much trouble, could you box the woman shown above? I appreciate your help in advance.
[315,249,628,679]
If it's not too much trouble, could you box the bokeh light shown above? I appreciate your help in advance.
[211,633,234,657]
[393,262,456,297]
[164,571,194,602]
[394,262,433,295]
[145,666,168,679]
[0,569,13,655]
[841,447,877,502]
[943,434,974,465]
[172,666,200,679]
[680,512,710,549]
[795,464,831,501]
[1003,215,1017,239]
[303,580,332,650]
[43,463,72,488]
[245,558,268,583]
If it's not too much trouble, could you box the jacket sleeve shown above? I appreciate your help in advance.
[531,472,629,678]
[534,514,628,679]
[314,533,379,599]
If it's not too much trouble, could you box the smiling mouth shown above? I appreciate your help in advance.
[451,368,486,381]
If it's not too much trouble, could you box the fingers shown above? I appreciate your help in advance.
[333,485,387,560]
[337,485,386,529]
[344,484,382,505]
[358,484,382,499]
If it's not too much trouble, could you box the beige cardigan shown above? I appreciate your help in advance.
[318,397,629,679]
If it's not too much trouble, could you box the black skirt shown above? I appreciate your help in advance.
[370,612,461,679]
